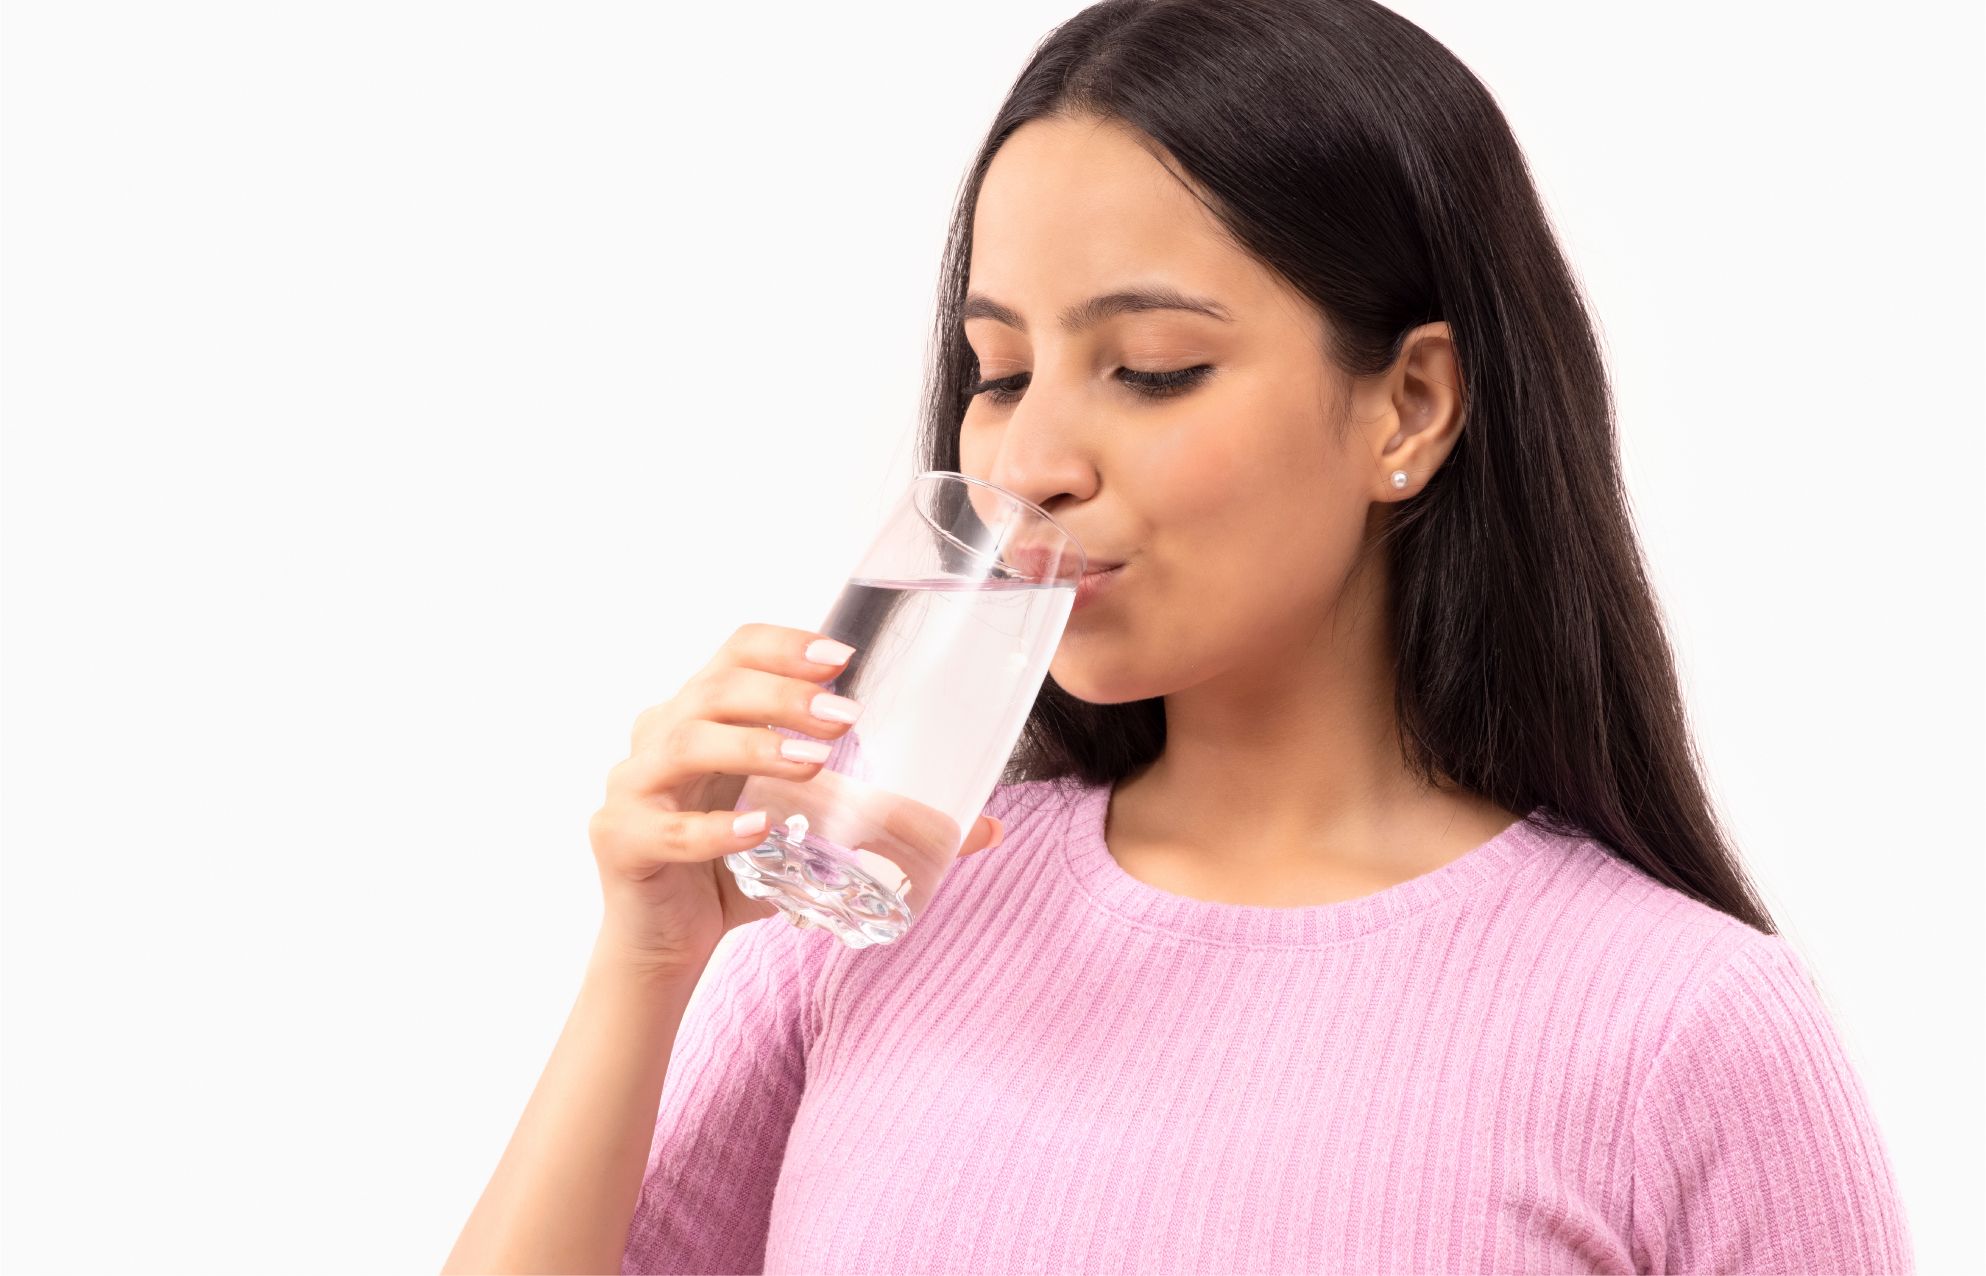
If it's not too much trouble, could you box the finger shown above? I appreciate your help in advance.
[616,716,844,795]
[957,814,1006,858]
[696,665,864,737]
[591,802,778,877]
[634,626,856,753]
[716,622,857,683]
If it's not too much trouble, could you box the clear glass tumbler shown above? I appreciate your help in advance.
[723,470,1086,949]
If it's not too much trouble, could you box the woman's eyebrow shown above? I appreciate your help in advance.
[961,285,1233,334]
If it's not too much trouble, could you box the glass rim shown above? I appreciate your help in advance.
[911,469,1088,577]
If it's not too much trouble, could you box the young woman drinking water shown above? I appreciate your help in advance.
[445,1,1914,1271]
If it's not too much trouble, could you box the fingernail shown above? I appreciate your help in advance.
[806,638,855,665]
[811,692,862,724]
[733,810,768,836]
[780,738,832,763]
[985,817,1005,849]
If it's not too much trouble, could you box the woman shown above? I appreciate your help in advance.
[445,1,1914,1272]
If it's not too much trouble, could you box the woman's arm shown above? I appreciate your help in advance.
[441,934,707,1275]
[1627,931,1914,1274]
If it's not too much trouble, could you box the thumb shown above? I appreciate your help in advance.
[958,814,1006,858]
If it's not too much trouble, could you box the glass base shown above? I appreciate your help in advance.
[724,815,913,949]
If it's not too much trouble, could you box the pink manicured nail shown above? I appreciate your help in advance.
[805,638,855,665]
[780,738,832,763]
[811,693,862,724]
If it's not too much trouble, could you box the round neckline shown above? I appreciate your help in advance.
[1058,777,1550,948]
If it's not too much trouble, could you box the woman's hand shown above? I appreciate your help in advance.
[586,622,1005,977]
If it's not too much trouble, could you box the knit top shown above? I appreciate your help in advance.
[620,775,1914,1274]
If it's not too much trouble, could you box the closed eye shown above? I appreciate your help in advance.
[967,365,1214,406]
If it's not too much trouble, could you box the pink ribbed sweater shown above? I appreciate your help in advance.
[621,776,1913,1275]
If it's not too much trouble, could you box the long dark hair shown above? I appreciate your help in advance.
[917,0,1777,933]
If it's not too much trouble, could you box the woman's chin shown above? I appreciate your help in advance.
[1049,660,1156,707]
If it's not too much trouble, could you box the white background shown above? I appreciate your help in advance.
[3,1,1980,1271]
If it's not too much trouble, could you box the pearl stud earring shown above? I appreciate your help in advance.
[1390,469,1409,489]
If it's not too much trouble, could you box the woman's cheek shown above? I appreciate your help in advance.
[956,415,993,475]
[1136,407,1275,530]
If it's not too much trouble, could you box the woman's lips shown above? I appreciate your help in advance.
[1005,543,1116,581]
[1072,562,1127,611]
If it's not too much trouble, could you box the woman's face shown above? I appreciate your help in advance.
[960,113,1402,705]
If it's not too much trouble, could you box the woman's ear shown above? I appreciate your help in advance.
[1363,320,1465,497]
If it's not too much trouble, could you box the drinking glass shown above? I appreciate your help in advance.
[723,470,1086,949]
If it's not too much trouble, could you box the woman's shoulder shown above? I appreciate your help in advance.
[1494,818,1841,1077]
[1506,815,1775,961]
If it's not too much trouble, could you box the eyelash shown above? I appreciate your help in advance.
[965,365,1214,406]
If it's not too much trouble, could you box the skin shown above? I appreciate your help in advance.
[958,112,1522,907]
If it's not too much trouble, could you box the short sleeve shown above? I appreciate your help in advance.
[620,915,824,1276]
[1627,931,1915,1274]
